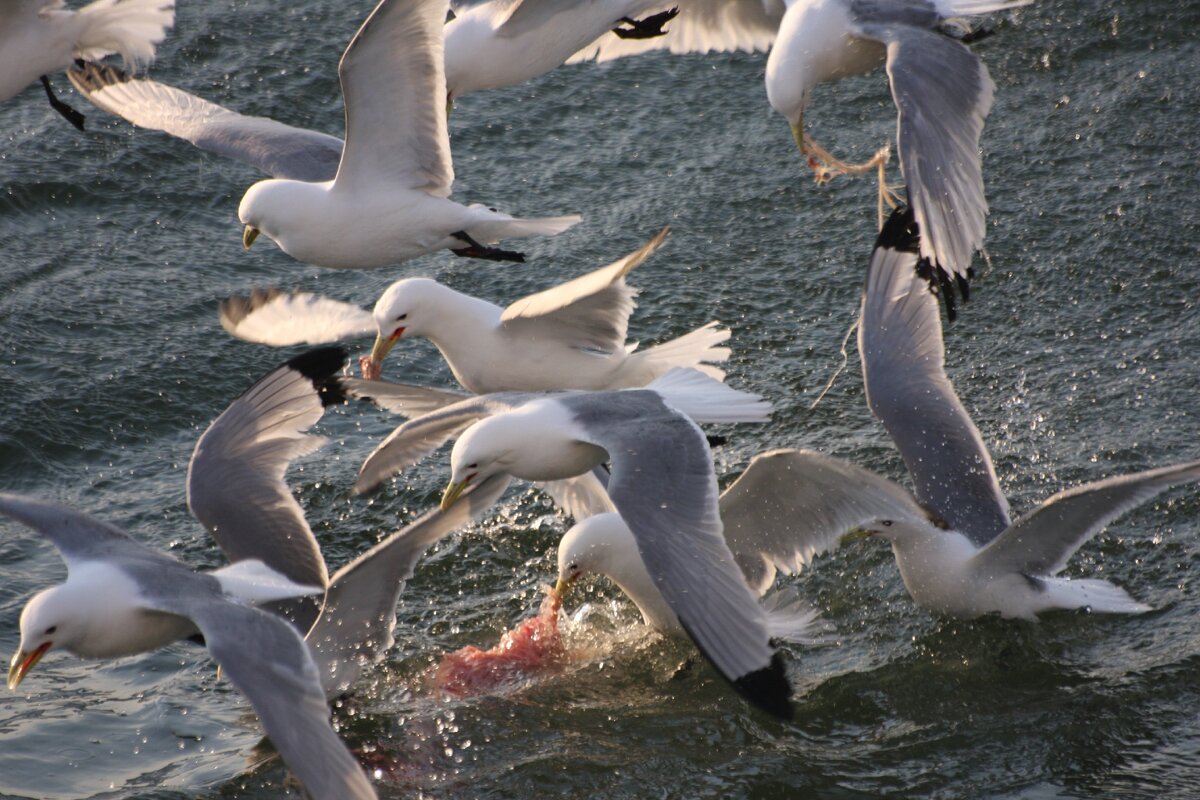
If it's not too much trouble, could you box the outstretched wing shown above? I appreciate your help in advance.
[569,0,783,63]
[188,348,348,594]
[220,289,376,347]
[176,597,377,799]
[334,0,454,196]
[720,449,927,595]
[499,228,668,354]
[563,390,793,719]
[859,208,1010,545]
[68,62,344,182]
[354,392,533,494]
[307,474,511,696]
[973,461,1200,578]
[850,21,993,280]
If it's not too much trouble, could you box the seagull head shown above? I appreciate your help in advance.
[9,586,70,690]
[441,415,519,511]
[554,513,640,600]
[366,278,446,377]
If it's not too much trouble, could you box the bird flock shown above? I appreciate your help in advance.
[3,0,1196,797]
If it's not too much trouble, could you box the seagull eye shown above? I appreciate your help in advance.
[396,313,407,321]
[467,463,478,470]
[44,626,57,635]
[881,520,893,527]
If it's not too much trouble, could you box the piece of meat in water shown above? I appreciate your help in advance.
[359,355,381,381]
[434,591,564,697]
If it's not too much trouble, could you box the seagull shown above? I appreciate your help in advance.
[219,227,731,393]
[67,0,581,268]
[555,448,860,644]
[348,367,769,519]
[765,0,1032,285]
[186,346,510,696]
[434,377,795,718]
[718,207,1200,620]
[0,0,174,130]
[444,0,785,101]
[0,495,376,800]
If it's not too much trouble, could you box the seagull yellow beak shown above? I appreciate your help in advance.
[839,527,874,546]
[242,225,260,249]
[8,642,51,690]
[440,478,470,511]
[790,114,806,154]
[366,329,404,375]
[553,575,576,600]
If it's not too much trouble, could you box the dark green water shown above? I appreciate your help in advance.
[1,0,1198,797]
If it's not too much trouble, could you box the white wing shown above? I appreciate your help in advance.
[334,0,454,196]
[68,62,344,182]
[974,461,1200,578]
[219,289,376,347]
[720,449,927,595]
[499,228,668,353]
[569,0,784,63]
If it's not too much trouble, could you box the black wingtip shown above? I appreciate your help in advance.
[286,346,349,407]
[733,652,795,721]
[705,434,728,449]
[876,205,968,324]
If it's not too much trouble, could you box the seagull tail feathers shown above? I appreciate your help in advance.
[464,209,582,244]
[1041,577,1152,616]
[628,321,731,382]
[645,368,771,424]
[938,0,1034,17]
[75,0,176,70]
[761,587,834,646]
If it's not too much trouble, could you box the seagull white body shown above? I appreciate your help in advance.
[437,378,797,718]
[0,0,174,103]
[818,206,1200,620]
[236,0,580,269]
[557,512,823,643]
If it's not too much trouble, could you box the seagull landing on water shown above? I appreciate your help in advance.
[766,0,1033,283]
[744,206,1200,621]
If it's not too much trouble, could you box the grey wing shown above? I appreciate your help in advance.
[499,228,668,354]
[0,493,167,571]
[172,597,375,800]
[353,392,532,494]
[67,62,344,182]
[307,475,511,696]
[567,391,793,718]
[569,0,783,63]
[540,469,617,518]
[340,377,471,419]
[188,348,348,591]
[335,0,454,196]
[973,460,1200,578]
[719,449,927,596]
[219,289,376,347]
[858,209,1010,545]
[851,22,993,280]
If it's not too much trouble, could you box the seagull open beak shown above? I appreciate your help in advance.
[440,476,472,511]
[839,527,875,546]
[242,225,260,249]
[8,642,51,690]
